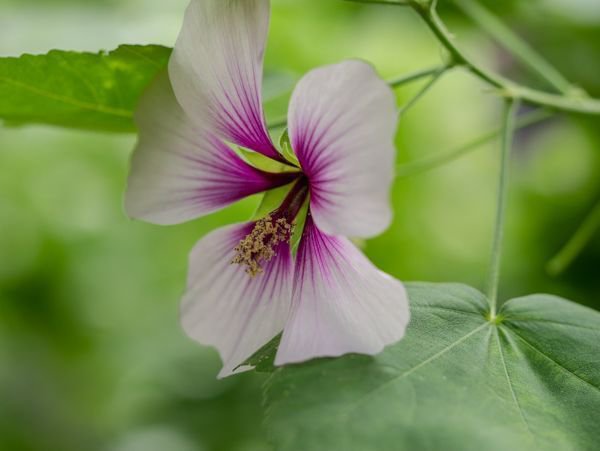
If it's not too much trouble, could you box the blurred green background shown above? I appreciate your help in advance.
[1,0,599,450]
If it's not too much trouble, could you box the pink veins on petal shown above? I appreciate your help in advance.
[125,0,410,378]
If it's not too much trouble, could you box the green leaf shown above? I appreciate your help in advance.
[242,333,283,373]
[263,283,600,451]
[0,45,171,132]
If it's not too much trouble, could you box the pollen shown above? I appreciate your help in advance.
[231,215,294,277]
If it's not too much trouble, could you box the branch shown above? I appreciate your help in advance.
[452,0,573,95]
[547,199,600,275]
[412,3,600,114]
[396,109,553,178]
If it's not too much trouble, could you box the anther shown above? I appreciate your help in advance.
[231,215,295,277]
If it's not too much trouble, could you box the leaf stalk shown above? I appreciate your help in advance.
[487,99,519,317]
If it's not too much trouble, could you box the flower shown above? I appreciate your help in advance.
[125,0,410,378]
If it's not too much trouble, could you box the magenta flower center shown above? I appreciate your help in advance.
[232,176,309,277]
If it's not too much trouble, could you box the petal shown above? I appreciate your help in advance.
[125,72,295,225]
[275,218,409,366]
[181,223,293,378]
[169,0,280,160]
[287,60,399,238]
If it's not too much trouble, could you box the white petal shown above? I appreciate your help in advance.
[181,223,293,378]
[276,218,409,366]
[125,72,294,225]
[287,60,399,238]
[169,0,280,160]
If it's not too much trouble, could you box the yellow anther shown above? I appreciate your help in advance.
[231,216,294,277]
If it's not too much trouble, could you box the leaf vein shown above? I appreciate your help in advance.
[347,322,489,413]
[411,305,483,317]
[0,76,132,118]
[505,318,600,332]
[496,328,535,441]
[509,329,600,394]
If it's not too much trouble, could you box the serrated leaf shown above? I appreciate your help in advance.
[263,283,600,451]
[0,45,171,132]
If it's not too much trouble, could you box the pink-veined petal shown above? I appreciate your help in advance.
[276,218,409,366]
[169,0,281,160]
[287,60,399,238]
[125,72,296,225]
[181,223,293,378]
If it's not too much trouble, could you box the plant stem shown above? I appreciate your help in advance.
[396,108,552,178]
[399,66,448,114]
[547,199,600,276]
[388,66,446,89]
[452,0,573,95]
[345,0,600,112]
[487,99,518,317]
[268,65,446,129]
[411,3,600,115]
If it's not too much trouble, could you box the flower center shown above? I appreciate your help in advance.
[231,215,294,277]
[231,177,309,277]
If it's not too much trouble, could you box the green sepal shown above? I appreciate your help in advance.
[279,129,301,167]
[290,198,310,256]
[250,183,296,221]
[237,148,299,174]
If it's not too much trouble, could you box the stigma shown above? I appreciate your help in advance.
[231,215,294,277]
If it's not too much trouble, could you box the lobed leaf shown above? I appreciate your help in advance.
[263,283,600,451]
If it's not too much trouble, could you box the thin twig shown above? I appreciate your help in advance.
[396,109,552,178]
[547,199,600,275]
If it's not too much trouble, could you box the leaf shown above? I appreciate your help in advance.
[263,283,600,451]
[242,333,283,373]
[0,45,171,132]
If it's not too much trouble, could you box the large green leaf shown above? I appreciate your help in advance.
[263,283,600,451]
[0,45,171,132]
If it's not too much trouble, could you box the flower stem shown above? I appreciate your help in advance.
[547,199,600,276]
[388,66,446,89]
[487,99,518,318]
[396,108,552,178]
[411,3,600,114]
[452,0,573,95]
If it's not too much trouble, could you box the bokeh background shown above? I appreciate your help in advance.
[1,0,599,449]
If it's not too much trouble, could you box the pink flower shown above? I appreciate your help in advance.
[125,0,410,378]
